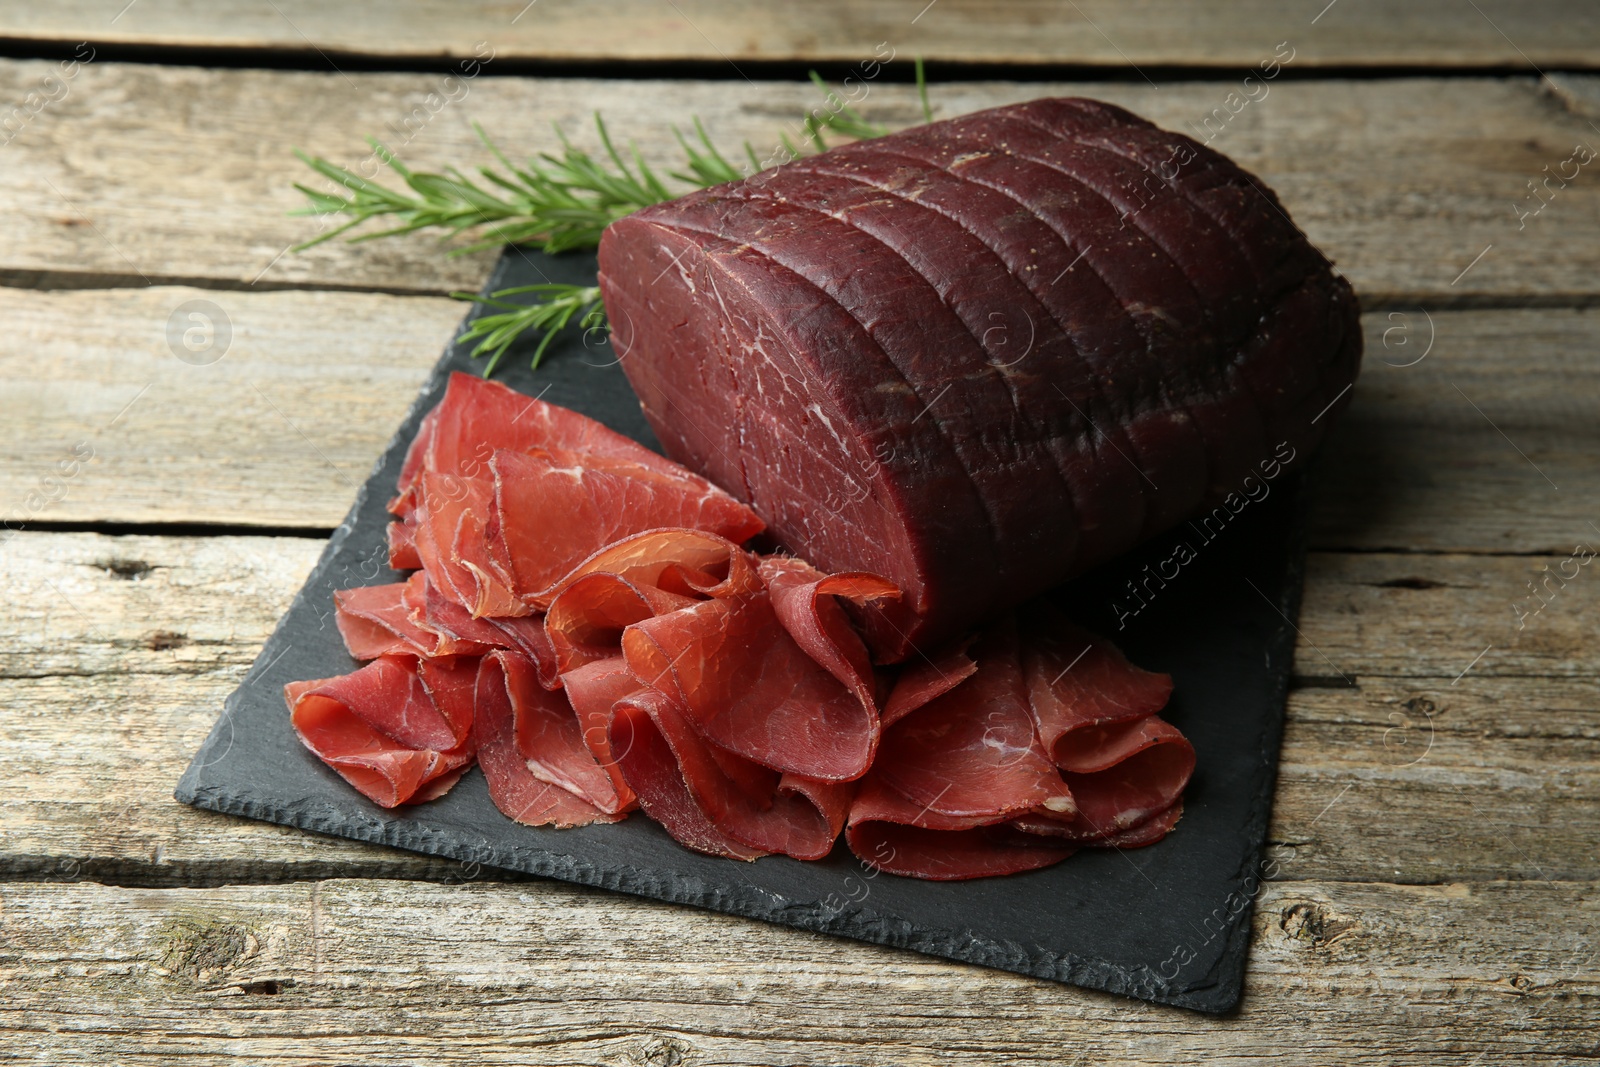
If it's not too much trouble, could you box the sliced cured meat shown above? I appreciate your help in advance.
[873,619,1073,819]
[545,571,697,676]
[302,654,467,752]
[493,446,763,600]
[759,555,897,714]
[622,589,878,781]
[880,637,977,729]
[423,371,685,488]
[387,511,422,570]
[413,573,514,654]
[285,657,474,808]
[413,469,525,618]
[609,688,766,860]
[1013,796,1185,848]
[844,774,1075,881]
[533,527,761,611]
[1017,602,1174,768]
[598,97,1361,659]
[560,656,644,811]
[495,650,630,814]
[479,613,562,688]
[609,680,848,860]
[389,402,440,519]
[473,653,621,829]
[1058,716,1194,837]
[332,581,434,660]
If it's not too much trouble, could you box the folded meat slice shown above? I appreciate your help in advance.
[332,581,435,660]
[285,655,475,808]
[873,619,1074,820]
[493,447,763,601]
[423,371,688,490]
[622,588,879,781]
[1018,602,1174,768]
[494,650,631,815]
[545,528,762,604]
[1028,716,1195,840]
[609,685,848,860]
[560,656,644,812]
[413,469,525,618]
[546,571,698,676]
[759,556,898,714]
[844,774,1075,881]
[879,637,978,729]
[473,653,622,828]
[1011,603,1193,843]
[609,688,766,860]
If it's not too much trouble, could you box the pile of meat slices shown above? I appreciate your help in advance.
[285,372,1196,880]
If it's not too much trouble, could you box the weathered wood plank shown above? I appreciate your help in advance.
[0,532,1594,886]
[2,60,1598,299]
[4,283,1596,558]
[3,1,1596,69]
[0,286,458,528]
[0,878,1594,1064]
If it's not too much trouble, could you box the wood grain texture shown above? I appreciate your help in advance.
[1,531,1594,886]
[2,1,1596,68]
[3,283,1595,560]
[0,877,1594,1065]
[2,60,1599,300]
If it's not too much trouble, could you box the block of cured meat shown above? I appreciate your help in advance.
[598,97,1361,660]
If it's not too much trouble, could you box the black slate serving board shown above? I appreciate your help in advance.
[177,245,1307,1013]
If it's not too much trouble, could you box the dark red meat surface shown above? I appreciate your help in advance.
[599,96,1360,661]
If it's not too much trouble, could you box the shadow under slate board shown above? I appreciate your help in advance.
[177,245,1308,1013]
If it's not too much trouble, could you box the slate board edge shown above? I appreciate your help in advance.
[175,245,1304,1016]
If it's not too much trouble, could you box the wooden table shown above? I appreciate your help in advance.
[2,3,1597,1062]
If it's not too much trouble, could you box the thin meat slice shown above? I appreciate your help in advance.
[1013,796,1185,848]
[495,650,629,814]
[529,527,762,611]
[758,555,898,712]
[333,581,436,660]
[424,371,686,488]
[492,446,763,602]
[845,774,1075,880]
[480,613,562,688]
[285,659,474,808]
[1061,716,1194,836]
[546,571,698,676]
[880,637,978,729]
[389,403,440,519]
[413,573,517,654]
[302,654,463,752]
[414,470,525,618]
[560,656,644,811]
[289,684,444,808]
[610,688,766,860]
[873,619,1073,819]
[1018,603,1174,768]
[623,589,878,781]
[387,512,423,570]
[611,680,848,859]
[473,653,621,829]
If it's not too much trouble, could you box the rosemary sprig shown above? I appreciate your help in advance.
[292,64,932,373]
[449,284,604,376]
